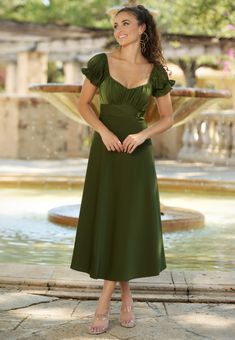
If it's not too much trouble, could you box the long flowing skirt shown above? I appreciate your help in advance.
[70,103,166,280]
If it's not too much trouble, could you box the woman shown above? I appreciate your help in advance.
[70,4,175,335]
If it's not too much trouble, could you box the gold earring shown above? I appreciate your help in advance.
[140,31,149,53]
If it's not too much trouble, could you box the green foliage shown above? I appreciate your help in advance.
[0,0,234,37]
[0,0,114,27]
[48,61,64,83]
[152,0,235,37]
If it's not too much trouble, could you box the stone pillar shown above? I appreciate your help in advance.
[5,62,17,93]
[232,77,235,110]
[64,61,81,83]
[16,52,48,94]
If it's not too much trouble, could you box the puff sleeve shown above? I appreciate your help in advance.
[81,53,105,87]
[152,62,175,97]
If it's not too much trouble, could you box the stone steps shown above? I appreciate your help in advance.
[0,264,234,303]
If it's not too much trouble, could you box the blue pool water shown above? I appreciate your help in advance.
[0,188,234,271]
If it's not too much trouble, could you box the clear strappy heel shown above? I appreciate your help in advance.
[88,309,110,335]
[119,303,136,328]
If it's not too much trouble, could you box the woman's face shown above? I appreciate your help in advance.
[113,11,145,47]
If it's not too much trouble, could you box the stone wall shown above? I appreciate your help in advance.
[0,95,93,159]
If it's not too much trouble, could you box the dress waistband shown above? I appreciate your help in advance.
[100,103,145,119]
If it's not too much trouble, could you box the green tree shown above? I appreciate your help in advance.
[0,0,234,37]
[0,0,114,27]
[148,0,235,38]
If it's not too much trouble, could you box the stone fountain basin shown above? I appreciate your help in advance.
[29,84,231,127]
[48,204,205,232]
[29,83,230,231]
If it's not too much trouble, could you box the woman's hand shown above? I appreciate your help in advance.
[100,129,124,152]
[122,131,147,153]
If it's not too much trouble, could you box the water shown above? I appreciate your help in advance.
[0,188,234,271]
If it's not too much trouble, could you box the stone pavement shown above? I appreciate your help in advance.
[1,288,235,340]
[0,264,235,339]
[0,158,235,192]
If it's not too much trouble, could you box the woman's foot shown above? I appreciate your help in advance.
[88,309,110,334]
[119,282,136,328]
[88,301,110,335]
[119,295,136,328]
[88,279,116,334]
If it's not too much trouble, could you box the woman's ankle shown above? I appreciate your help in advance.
[121,292,133,305]
[95,293,112,313]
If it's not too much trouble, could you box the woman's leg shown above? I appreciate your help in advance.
[96,279,116,312]
[119,281,136,326]
[89,279,116,333]
[119,281,133,304]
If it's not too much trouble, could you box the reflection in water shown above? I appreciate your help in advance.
[0,188,234,270]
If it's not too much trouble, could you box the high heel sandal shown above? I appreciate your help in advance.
[88,308,110,335]
[119,303,136,328]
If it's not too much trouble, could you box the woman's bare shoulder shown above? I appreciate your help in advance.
[105,51,120,60]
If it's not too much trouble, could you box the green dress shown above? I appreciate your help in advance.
[70,52,175,281]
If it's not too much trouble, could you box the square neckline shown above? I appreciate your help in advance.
[103,53,155,91]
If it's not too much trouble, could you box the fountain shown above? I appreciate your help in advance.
[29,0,231,231]
[28,85,231,230]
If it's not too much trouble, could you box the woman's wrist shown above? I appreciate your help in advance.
[140,128,151,140]
[97,125,109,136]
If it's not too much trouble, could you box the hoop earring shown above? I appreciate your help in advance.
[140,31,149,53]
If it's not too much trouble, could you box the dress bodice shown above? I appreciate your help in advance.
[81,52,175,114]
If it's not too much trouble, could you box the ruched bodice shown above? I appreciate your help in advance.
[81,52,175,116]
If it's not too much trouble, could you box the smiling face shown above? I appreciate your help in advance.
[113,11,146,47]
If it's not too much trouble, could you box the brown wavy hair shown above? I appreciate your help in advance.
[115,4,171,74]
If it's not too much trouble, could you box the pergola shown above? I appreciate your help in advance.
[0,19,234,93]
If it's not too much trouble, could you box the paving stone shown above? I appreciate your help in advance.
[16,315,73,330]
[72,300,160,320]
[188,294,235,303]
[164,302,235,340]
[171,270,188,293]
[1,289,234,340]
[52,265,96,281]
[110,317,198,340]
[17,319,117,340]
[0,311,28,334]
[0,320,21,333]
[0,288,21,293]
[1,328,45,340]
[0,158,235,183]
[130,270,173,285]
[1,264,235,303]
[0,292,58,311]
[0,263,54,279]
[18,289,50,295]
[147,302,168,316]
[184,271,235,287]
[8,298,79,317]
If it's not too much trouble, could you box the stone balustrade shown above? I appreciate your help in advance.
[178,110,235,165]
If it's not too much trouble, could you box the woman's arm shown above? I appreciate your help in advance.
[78,78,123,152]
[122,93,174,153]
[141,93,174,139]
[78,78,109,135]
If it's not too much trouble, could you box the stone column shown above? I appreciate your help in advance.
[232,76,235,110]
[16,51,48,94]
[5,62,17,93]
[64,61,81,83]
[64,60,83,157]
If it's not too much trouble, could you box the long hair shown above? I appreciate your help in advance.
[115,4,170,74]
